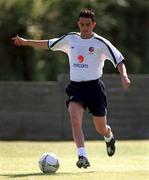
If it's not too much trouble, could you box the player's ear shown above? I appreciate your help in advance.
[78,21,80,26]
[93,22,96,28]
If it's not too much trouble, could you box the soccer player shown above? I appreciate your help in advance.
[12,9,131,169]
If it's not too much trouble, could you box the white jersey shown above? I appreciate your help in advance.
[48,32,124,82]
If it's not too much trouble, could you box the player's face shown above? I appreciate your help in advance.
[78,17,96,39]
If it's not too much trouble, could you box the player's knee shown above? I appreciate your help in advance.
[70,115,81,128]
[95,127,107,136]
[71,120,81,129]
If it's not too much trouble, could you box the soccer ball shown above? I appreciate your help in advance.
[38,153,60,173]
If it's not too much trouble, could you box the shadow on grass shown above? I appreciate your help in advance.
[0,171,95,178]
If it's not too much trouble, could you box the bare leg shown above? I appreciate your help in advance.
[68,102,90,168]
[68,101,85,148]
[93,116,113,137]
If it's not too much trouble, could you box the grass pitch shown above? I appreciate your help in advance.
[0,140,149,180]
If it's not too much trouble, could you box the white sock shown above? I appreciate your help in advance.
[78,147,87,157]
[104,131,113,143]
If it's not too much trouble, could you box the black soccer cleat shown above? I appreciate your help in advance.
[76,156,90,168]
[106,138,116,156]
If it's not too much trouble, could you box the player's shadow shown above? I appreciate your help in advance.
[0,171,95,178]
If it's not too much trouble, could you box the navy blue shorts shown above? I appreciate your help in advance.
[65,79,107,116]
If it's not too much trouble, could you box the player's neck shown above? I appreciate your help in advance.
[80,32,94,39]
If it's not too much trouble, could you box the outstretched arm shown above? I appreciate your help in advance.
[117,61,131,90]
[12,35,49,49]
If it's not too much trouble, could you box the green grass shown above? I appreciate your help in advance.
[0,140,149,180]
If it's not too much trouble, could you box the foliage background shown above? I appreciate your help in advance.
[0,0,149,81]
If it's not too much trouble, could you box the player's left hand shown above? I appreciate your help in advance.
[121,76,131,90]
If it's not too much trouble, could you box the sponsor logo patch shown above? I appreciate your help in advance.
[78,55,84,63]
[73,63,88,68]
[73,54,88,68]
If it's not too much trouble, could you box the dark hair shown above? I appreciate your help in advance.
[79,9,95,22]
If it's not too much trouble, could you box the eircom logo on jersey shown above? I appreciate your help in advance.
[73,55,88,68]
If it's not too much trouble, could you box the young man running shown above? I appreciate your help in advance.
[12,9,131,169]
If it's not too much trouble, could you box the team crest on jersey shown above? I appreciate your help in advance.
[89,47,94,54]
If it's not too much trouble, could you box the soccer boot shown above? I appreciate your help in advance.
[106,137,116,156]
[76,156,90,168]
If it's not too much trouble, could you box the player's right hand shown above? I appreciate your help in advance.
[11,35,27,46]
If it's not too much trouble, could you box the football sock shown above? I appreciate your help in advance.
[104,131,113,143]
[78,147,87,157]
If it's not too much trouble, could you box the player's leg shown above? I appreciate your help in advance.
[68,101,85,148]
[87,80,115,156]
[68,101,90,168]
[93,116,115,156]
